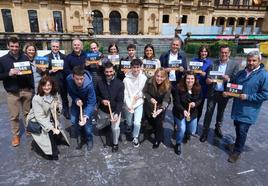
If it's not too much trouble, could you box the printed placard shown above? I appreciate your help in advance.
[85,52,101,66]
[168,60,182,70]
[189,61,203,73]
[35,56,49,68]
[143,60,157,71]
[51,59,64,70]
[108,55,120,66]
[13,61,32,75]
[225,83,243,97]
[120,60,131,73]
[209,71,224,83]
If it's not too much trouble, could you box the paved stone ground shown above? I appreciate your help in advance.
[0,87,268,186]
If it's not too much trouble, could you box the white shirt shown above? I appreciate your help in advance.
[215,62,227,91]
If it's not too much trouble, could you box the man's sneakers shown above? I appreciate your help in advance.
[132,137,139,148]
[228,152,241,163]
[11,135,20,147]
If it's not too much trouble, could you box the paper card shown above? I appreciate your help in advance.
[168,60,182,70]
[209,71,224,83]
[51,59,64,70]
[169,70,176,81]
[13,61,32,75]
[108,54,120,65]
[85,52,101,66]
[225,83,243,97]
[143,60,157,71]
[120,60,131,73]
[35,56,49,68]
[189,61,203,73]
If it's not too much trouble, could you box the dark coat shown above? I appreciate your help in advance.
[64,51,86,76]
[143,78,171,118]
[96,77,124,115]
[0,52,34,92]
[172,87,202,120]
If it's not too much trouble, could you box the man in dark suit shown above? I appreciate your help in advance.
[200,45,239,142]
[45,40,70,119]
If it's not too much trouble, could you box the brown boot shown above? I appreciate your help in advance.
[11,135,20,147]
[228,152,240,163]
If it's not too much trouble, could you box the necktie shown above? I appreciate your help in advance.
[55,54,59,60]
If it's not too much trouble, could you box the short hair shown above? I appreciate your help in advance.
[130,58,142,67]
[90,41,99,47]
[72,39,83,47]
[7,37,19,46]
[103,62,114,70]
[108,43,119,53]
[51,39,60,45]
[171,38,181,45]
[198,45,210,58]
[220,45,230,51]
[73,65,85,76]
[37,76,57,96]
[247,51,261,61]
[127,44,136,50]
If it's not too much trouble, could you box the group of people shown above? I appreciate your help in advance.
[0,36,267,163]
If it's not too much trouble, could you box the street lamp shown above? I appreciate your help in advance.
[86,11,94,37]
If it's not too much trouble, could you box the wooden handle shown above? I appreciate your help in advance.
[79,104,83,122]
[187,104,191,113]
[54,103,58,129]
[107,102,114,121]
[153,102,157,113]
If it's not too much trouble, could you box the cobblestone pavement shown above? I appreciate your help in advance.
[0,90,268,186]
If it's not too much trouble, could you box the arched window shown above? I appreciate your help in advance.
[109,11,121,34]
[53,11,63,32]
[127,11,138,34]
[93,10,103,34]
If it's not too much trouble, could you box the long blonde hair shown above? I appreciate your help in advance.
[153,68,171,94]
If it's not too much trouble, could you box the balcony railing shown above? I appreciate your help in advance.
[215,4,267,10]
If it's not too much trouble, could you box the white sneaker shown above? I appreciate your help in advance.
[133,137,139,148]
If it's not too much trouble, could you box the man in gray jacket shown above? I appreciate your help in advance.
[200,45,239,142]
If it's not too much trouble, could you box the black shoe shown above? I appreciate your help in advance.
[183,134,191,144]
[76,137,83,150]
[86,141,93,151]
[214,127,223,138]
[200,133,208,142]
[112,144,119,153]
[224,143,235,152]
[52,156,59,160]
[152,141,160,149]
[63,109,70,120]
[174,143,181,155]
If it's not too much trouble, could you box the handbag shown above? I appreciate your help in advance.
[26,120,42,134]
[95,109,111,130]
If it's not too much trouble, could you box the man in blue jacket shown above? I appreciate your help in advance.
[0,37,34,147]
[67,66,96,151]
[225,51,268,163]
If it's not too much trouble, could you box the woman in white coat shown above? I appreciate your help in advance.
[123,59,147,147]
[27,76,69,160]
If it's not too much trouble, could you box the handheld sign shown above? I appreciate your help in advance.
[189,61,203,73]
[85,52,101,66]
[108,55,120,66]
[35,56,49,68]
[120,60,131,73]
[13,61,32,75]
[209,71,224,83]
[51,59,64,70]
[143,59,157,71]
[225,83,243,98]
[169,60,182,70]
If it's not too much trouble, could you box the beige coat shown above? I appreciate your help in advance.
[26,94,69,155]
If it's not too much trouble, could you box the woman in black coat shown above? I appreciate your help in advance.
[172,71,202,155]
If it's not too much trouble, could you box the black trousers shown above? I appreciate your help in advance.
[202,91,229,131]
[147,113,164,143]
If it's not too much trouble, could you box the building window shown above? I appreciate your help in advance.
[243,0,249,5]
[214,0,220,6]
[233,0,240,5]
[162,15,169,23]
[247,18,254,25]
[93,10,103,34]
[53,11,63,32]
[109,11,121,34]
[1,9,14,32]
[198,16,205,24]
[28,10,39,32]
[127,11,138,34]
[181,15,187,24]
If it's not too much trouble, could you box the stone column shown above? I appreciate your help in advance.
[121,18,127,35]
[251,17,257,34]
[103,17,109,35]
[213,17,217,26]
[242,17,248,34]
[222,17,227,34]
[232,17,237,34]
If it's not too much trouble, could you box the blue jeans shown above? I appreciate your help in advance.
[70,103,93,142]
[175,117,197,144]
[125,104,143,138]
[233,120,251,154]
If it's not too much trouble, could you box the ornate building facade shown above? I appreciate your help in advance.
[0,0,268,36]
